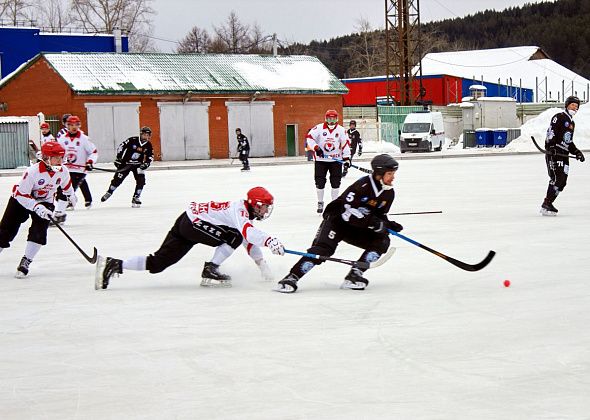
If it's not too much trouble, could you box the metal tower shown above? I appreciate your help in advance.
[385,0,424,105]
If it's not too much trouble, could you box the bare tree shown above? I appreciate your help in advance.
[176,26,210,53]
[213,10,250,53]
[70,0,156,51]
[247,22,272,54]
[0,0,33,24]
[33,0,71,31]
[347,17,386,77]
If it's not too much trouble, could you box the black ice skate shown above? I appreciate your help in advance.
[341,267,369,290]
[540,199,558,216]
[85,201,92,209]
[94,256,123,290]
[200,262,232,287]
[15,256,32,278]
[317,201,324,214]
[241,166,250,172]
[131,196,142,208]
[274,273,299,293]
[100,192,112,202]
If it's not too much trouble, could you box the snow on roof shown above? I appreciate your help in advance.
[0,117,28,124]
[0,53,347,95]
[469,84,487,90]
[419,46,590,102]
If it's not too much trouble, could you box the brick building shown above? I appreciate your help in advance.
[0,53,347,162]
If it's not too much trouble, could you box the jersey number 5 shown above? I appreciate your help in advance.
[346,192,355,202]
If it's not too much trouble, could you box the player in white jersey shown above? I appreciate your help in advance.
[95,187,285,290]
[0,141,75,277]
[306,109,351,214]
[40,122,55,144]
[53,115,98,221]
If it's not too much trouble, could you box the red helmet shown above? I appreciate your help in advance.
[41,141,65,158]
[40,122,50,129]
[325,109,338,127]
[247,186,274,220]
[66,115,81,124]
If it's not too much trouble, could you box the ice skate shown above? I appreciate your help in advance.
[540,199,558,216]
[317,201,324,214]
[274,273,299,293]
[241,166,250,172]
[66,202,74,211]
[85,201,92,209]
[200,262,232,287]
[131,196,142,208]
[100,192,112,202]
[340,267,369,290]
[15,256,32,278]
[94,256,122,290]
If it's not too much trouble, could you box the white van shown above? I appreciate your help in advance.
[399,111,445,153]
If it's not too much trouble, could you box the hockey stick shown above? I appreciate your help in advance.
[67,163,134,173]
[331,158,373,174]
[284,246,396,270]
[389,210,442,216]
[387,229,495,272]
[530,136,575,158]
[48,216,98,264]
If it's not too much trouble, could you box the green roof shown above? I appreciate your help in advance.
[30,53,347,95]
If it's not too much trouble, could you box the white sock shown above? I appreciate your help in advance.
[24,241,42,260]
[331,188,339,201]
[122,256,147,271]
[316,188,324,203]
[54,199,67,214]
[211,244,234,265]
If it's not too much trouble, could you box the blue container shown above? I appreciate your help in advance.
[493,129,508,147]
[475,129,493,147]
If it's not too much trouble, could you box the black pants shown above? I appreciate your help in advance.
[109,165,146,196]
[70,172,92,203]
[146,213,241,274]
[239,152,250,169]
[545,154,569,202]
[0,197,53,248]
[314,161,343,189]
[289,214,390,279]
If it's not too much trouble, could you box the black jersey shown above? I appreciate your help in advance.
[546,111,579,155]
[347,128,362,149]
[117,136,154,166]
[324,175,395,228]
[237,134,250,154]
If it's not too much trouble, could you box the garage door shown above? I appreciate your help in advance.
[85,103,140,163]
[158,102,210,161]
[226,101,274,157]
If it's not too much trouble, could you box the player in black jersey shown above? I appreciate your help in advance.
[100,126,154,208]
[236,128,250,171]
[345,120,362,177]
[275,154,403,293]
[541,96,585,215]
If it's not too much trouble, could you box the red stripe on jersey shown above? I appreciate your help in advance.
[246,243,253,254]
[15,190,32,199]
[242,222,253,239]
[305,133,314,140]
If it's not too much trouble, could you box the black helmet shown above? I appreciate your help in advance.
[565,96,580,109]
[371,154,399,175]
[61,113,71,124]
[140,126,152,134]
[350,120,357,125]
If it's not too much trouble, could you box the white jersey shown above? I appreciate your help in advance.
[57,130,98,174]
[40,133,55,145]
[306,123,351,162]
[185,199,271,260]
[12,162,73,211]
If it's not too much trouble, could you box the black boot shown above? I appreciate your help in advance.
[201,262,231,287]
[275,273,299,293]
[101,257,123,289]
[15,256,32,278]
[541,198,558,215]
[341,267,369,290]
[131,195,142,208]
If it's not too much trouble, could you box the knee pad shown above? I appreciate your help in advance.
[315,176,327,190]
[329,174,341,189]
[146,255,166,274]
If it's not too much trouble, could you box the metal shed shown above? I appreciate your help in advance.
[0,118,29,169]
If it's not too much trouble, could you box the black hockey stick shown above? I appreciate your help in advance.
[49,216,98,264]
[387,229,495,272]
[68,163,135,173]
[530,136,575,158]
[331,158,373,174]
[389,210,443,216]
[284,246,396,269]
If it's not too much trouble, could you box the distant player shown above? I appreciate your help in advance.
[101,126,154,208]
[346,120,363,173]
[54,115,98,220]
[0,141,75,277]
[96,187,285,290]
[306,110,351,213]
[541,95,585,215]
[40,122,55,144]
[275,154,402,293]
[236,128,250,171]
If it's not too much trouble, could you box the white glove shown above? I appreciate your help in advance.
[266,237,285,256]
[33,204,51,220]
[256,259,274,281]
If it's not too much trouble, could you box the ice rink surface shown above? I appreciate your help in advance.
[1,154,589,420]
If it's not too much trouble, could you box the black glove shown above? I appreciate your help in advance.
[575,150,585,162]
[358,144,363,157]
[114,159,123,168]
[314,146,324,158]
[388,220,403,232]
[139,162,149,170]
[342,159,350,177]
[85,161,93,171]
[368,217,385,233]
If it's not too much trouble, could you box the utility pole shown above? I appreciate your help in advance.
[385,0,423,105]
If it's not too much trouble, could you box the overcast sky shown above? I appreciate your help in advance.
[151,0,554,52]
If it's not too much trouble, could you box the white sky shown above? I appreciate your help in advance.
[151,0,555,52]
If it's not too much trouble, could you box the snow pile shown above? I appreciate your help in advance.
[361,141,399,153]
